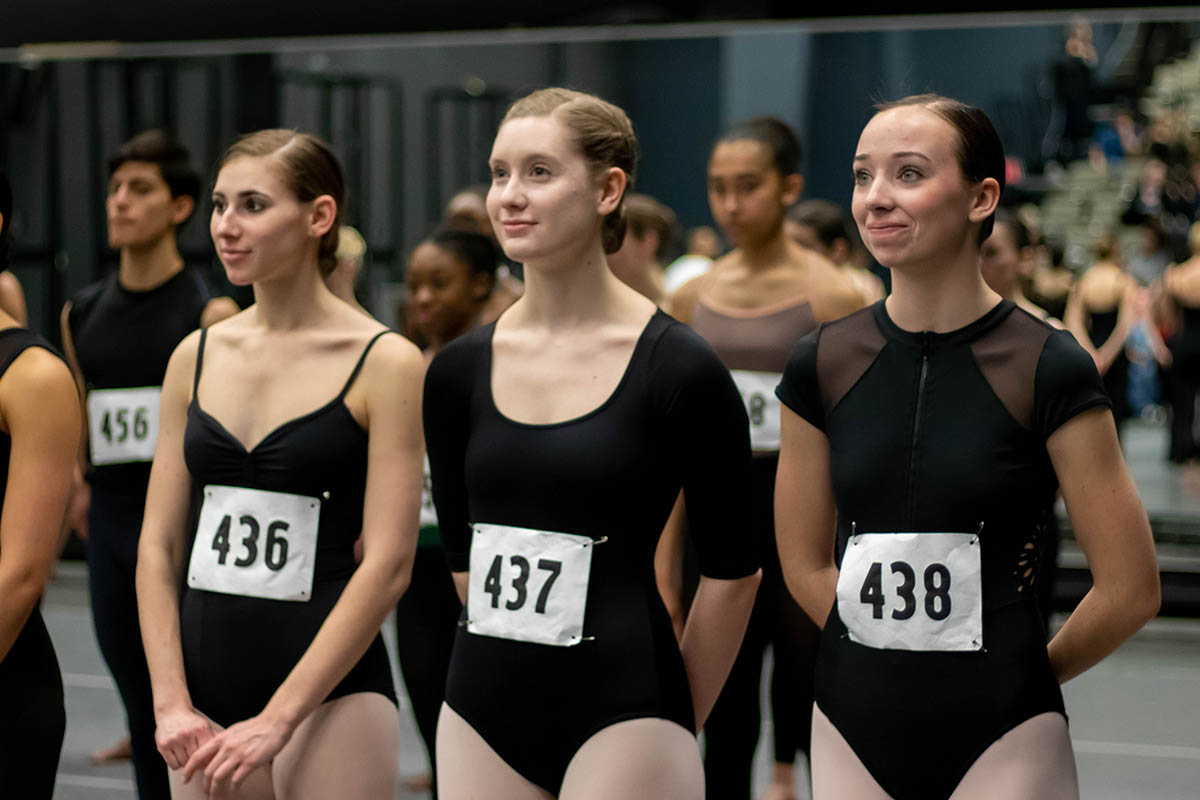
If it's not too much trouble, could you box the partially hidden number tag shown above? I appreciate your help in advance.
[467,522,596,647]
[836,531,982,652]
[187,485,320,602]
[730,370,782,452]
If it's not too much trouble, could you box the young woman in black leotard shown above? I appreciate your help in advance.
[0,172,79,798]
[775,95,1159,800]
[427,87,761,800]
[1159,224,1200,463]
[136,130,425,799]
[397,227,498,797]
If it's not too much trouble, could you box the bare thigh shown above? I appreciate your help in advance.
[273,692,399,800]
[436,703,552,800]
[559,718,703,800]
[950,712,1078,800]
[810,704,891,800]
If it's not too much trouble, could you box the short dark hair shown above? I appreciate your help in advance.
[108,130,201,202]
[715,116,802,176]
[0,173,11,271]
[429,227,500,288]
[623,194,678,264]
[874,94,1005,244]
[789,199,855,249]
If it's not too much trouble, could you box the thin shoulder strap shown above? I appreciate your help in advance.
[336,329,392,400]
[192,328,208,397]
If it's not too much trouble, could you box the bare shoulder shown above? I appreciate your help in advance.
[361,329,424,383]
[667,273,708,323]
[201,296,241,327]
[0,345,77,430]
[806,251,869,321]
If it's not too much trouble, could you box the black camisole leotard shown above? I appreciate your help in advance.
[424,310,760,794]
[180,328,397,728]
[776,300,1110,800]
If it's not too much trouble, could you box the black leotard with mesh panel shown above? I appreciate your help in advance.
[424,310,759,794]
[776,300,1110,800]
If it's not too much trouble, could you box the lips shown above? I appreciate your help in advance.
[501,220,535,234]
[866,222,908,241]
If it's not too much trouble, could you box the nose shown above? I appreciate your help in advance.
[495,176,526,210]
[862,174,893,211]
[413,284,435,307]
[211,205,239,240]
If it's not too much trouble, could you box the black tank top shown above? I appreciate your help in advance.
[69,267,214,493]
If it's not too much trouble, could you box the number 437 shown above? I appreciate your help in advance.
[483,555,562,614]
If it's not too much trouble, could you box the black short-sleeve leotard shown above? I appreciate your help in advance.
[424,310,759,794]
[776,300,1110,800]
[179,329,397,727]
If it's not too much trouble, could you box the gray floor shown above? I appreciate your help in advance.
[46,422,1200,799]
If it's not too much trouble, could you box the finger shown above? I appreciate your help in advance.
[183,737,218,782]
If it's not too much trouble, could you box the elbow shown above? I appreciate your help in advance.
[1136,571,1162,626]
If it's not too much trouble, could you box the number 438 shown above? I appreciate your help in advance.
[860,560,952,622]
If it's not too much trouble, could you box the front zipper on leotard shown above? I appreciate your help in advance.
[906,332,931,529]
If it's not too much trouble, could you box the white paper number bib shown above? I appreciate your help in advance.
[467,522,596,647]
[730,370,782,452]
[837,531,982,652]
[187,485,320,602]
[87,387,161,465]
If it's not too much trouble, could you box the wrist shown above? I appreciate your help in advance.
[261,696,306,733]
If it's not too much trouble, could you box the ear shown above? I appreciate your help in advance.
[310,195,338,238]
[596,167,627,216]
[967,177,1001,226]
[781,173,804,206]
[170,195,195,226]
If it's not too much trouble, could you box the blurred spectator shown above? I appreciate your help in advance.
[1127,218,1172,286]
[442,184,523,322]
[1043,17,1097,167]
[1028,241,1075,322]
[325,224,370,316]
[786,199,884,302]
[663,226,720,292]
[606,193,677,305]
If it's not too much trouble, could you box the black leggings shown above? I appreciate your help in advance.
[0,607,65,798]
[703,456,818,800]
[394,543,461,799]
[87,486,169,799]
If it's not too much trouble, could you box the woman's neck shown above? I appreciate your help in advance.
[885,247,1002,332]
[510,243,646,330]
[250,265,338,332]
[737,227,789,270]
[118,234,183,290]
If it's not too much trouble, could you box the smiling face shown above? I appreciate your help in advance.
[406,241,488,344]
[107,161,192,250]
[210,155,329,286]
[707,140,799,249]
[851,106,984,271]
[486,115,611,266]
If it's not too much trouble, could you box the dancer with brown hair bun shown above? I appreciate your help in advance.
[427,88,760,800]
[776,94,1158,800]
[137,130,424,799]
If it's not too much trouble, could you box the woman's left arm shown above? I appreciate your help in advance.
[0,348,79,661]
[187,334,425,793]
[1046,407,1160,683]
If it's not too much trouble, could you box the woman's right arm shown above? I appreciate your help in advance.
[135,330,214,770]
[774,406,839,627]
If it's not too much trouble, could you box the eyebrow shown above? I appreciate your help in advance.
[854,151,933,162]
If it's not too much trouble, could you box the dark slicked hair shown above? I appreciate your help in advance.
[429,227,500,285]
[715,116,802,176]
[874,94,1005,244]
[108,130,201,202]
